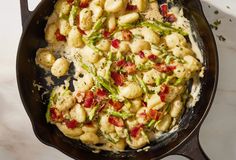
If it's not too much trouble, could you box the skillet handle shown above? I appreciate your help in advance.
[20,0,32,30]
[174,129,210,160]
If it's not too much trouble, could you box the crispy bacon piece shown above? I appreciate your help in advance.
[103,30,111,39]
[124,62,136,74]
[139,51,145,58]
[139,110,147,118]
[65,119,78,129]
[96,88,107,97]
[130,124,143,138]
[84,91,94,108]
[84,121,93,126]
[147,54,158,61]
[111,39,120,48]
[96,88,107,102]
[111,72,125,86]
[126,4,137,11]
[160,4,168,17]
[108,116,124,127]
[116,59,126,67]
[109,100,123,111]
[122,30,133,41]
[159,2,177,23]
[155,64,176,73]
[66,0,74,5]
[50,107,62,122]
[55,29,66,41]
[97,103,106,113]
[165,14,177,23]
[159,84,169,102]
[148,109,161,120]
[75,92,85,103]
[79,0,89,8]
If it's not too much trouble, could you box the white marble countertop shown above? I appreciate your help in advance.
[0,0,236,159]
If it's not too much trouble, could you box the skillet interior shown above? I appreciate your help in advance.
[16,0,218,159]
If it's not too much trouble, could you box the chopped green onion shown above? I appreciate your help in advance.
[46,89,57,123]
[45,103,51,123]
[147,119,156,128]
[102,132,119,144]
[97,76,118,95]
[154,120,161,128]
[165,103,171,113]
[134,75,149,94]
[69,5,78,26]
[174,78,183,86]
[88,42,103,56]
[124,100,132,109]
[108,52,113,61]
[88,105,99,121]
[164,76,173,84]
[87,17,107,38]
[165,55,172,64]
[118,23,139,30]
[105,61,112,81]
[141,21,188,36]
[109,110,134,119]
[155,76,162,86]
[141,131,149,143]
[82,37,103,55]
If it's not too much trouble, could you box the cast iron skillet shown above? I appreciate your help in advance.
[17,0,218,159]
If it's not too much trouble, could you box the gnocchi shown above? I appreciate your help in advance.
[155,114,172,131]
[100,114,115,133]
[82,123,98,133]
[80,46,100,63]
[137,0,147,12]
[90,4,103,21]
[107,14,116,32]
[35,49,55,69]
[56,92,76,111]
[136,107,149,124]
[119,82,143,99]
[80,132,100,144]
[143,27,160,45]
[104,0,124,13]
[147,94,165,110]
[56,123,83,139]
[51,58,70,77]
[170,97,183,118]
[45,23,58,44]
[130,99,142,113]
[126,132,149,149]
[143,69,161,84]
[171,46,193,58]
[131,39,151,53]
[118,13,140,26]
[55,0,71,17]
[70,104,87,123]
[96,39,111,52]
[59,19,71,36]
[67,26,84,48]
[79,8,93,30]
[73,74,94,92]
[165,33,187,49]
